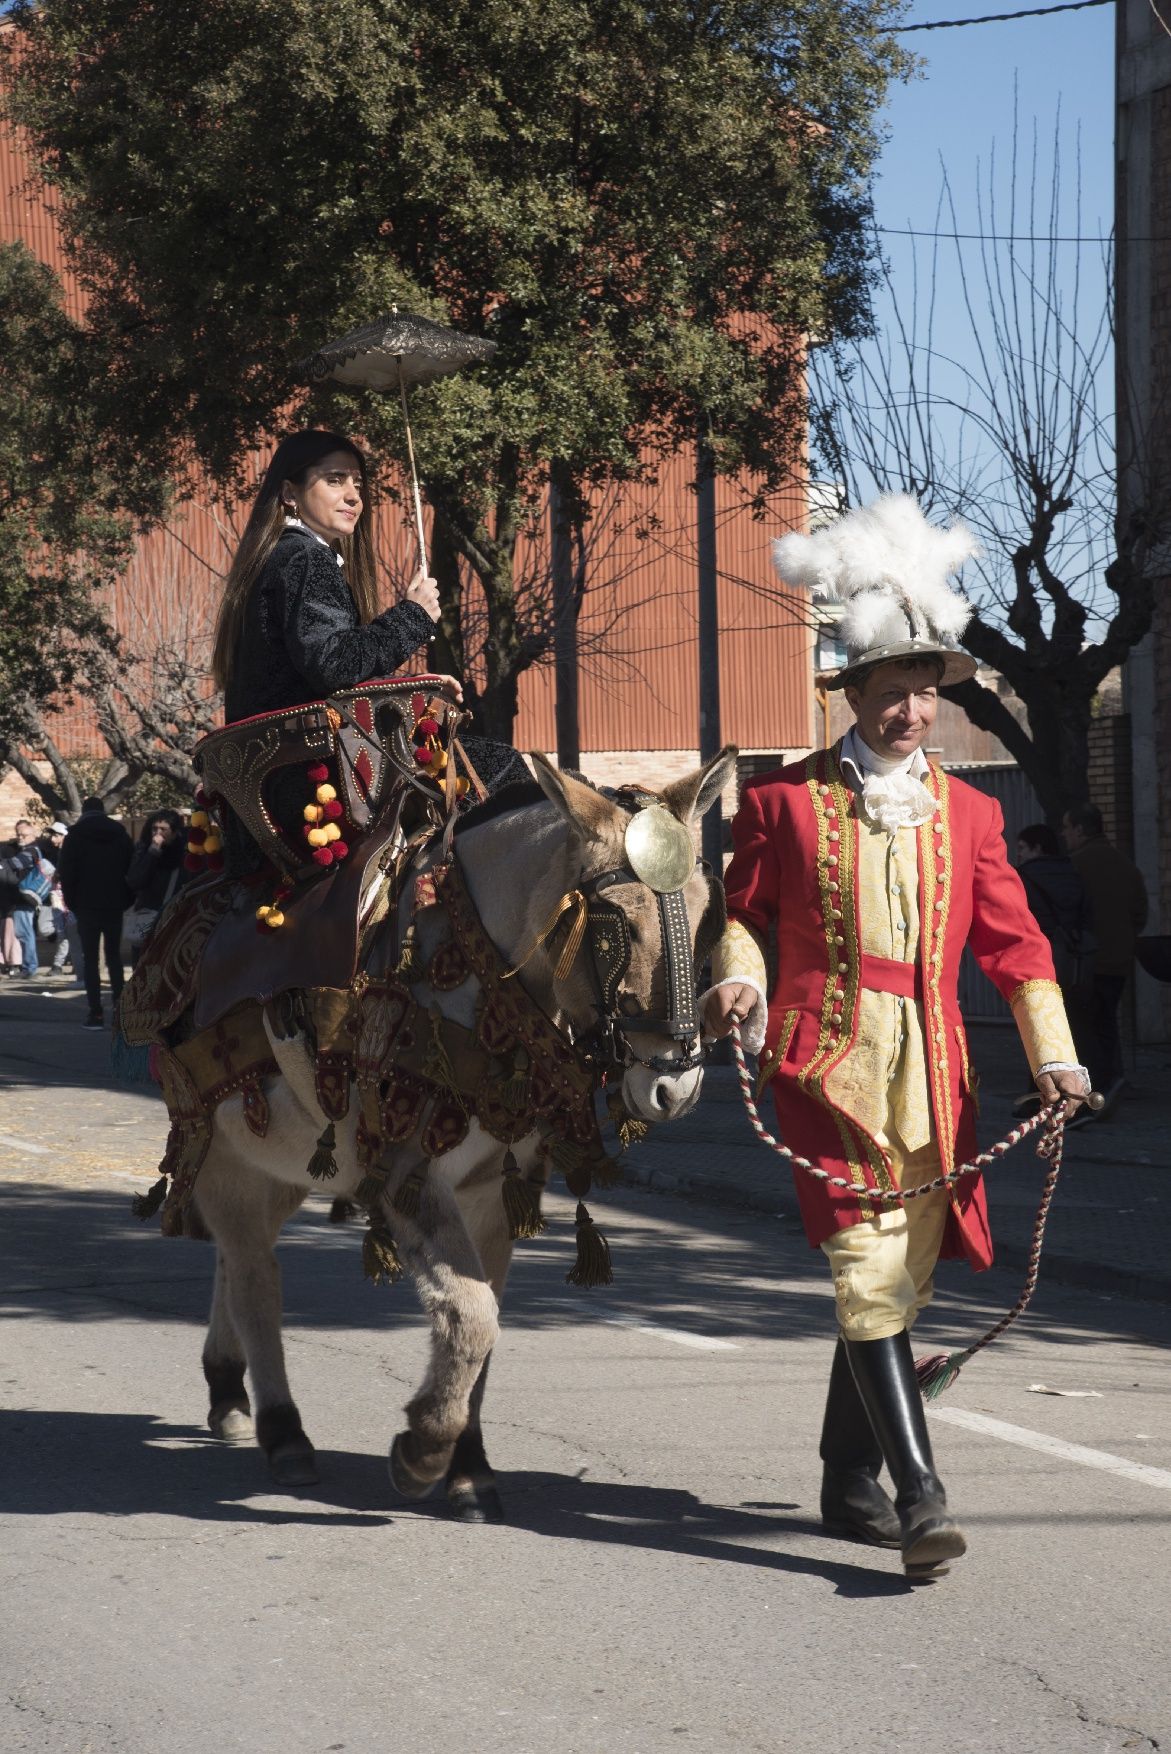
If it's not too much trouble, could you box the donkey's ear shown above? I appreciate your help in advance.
[530,752,621,841]
[659,745,738,826]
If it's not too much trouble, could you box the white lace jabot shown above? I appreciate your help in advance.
[840,727,939,835]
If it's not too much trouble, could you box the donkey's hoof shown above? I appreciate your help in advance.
[209,1406,254,1444]
[389,1431,440,1501]
[268,1436,320,1488]
[446,1475,504,1524]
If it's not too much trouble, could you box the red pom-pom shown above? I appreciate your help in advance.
[323,798,344,820]
[184,853,204,872]
[307,763,330,784]
[332,840,349,860]
[417,717,440,738]
[312,846,335,867]
[413,746,433,765]
[207,852,225,871]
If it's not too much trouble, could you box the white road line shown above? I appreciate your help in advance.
[931,1407,1171,1492]
[0,1132,52,1156]
[602,1317,740,1352]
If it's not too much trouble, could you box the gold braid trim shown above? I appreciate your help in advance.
[920,764,956,1177]
[795,750,880,1209]
[756,1007,798,1098]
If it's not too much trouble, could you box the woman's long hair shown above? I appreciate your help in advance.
[211,429,379,694]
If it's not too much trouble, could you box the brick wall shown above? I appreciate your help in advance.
[1086,713,1136,853]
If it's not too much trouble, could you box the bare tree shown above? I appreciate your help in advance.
[807,120,1169,822]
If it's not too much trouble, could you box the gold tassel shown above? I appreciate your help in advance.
[500,1048,531,1111]
[306,1121,339,1180]
[393,1167,426,1218]
[362,1221,404,1285]
[502,889,587,981]
[500,1149,546,1240]
[566,1200,613,1288]
[131,1174,168,1221]
[607,1091,650,1150]
[355,1170,388,1207]
[396,921,421,981]
[422,1007,468,1114]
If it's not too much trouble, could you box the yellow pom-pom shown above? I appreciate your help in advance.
[256,905,272,922]
[303,803,323,823]
[455,776,470,798]
[189,810,210,829]
[266,910,285,929]
[202,833,222,854]
[315,783,337,803]
[431,747,448,771]
[307,827,328,848]
[323,822,341,843]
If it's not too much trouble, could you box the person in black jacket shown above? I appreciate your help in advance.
[125,810,188,965]
[1012,822,1095,1116]
[210,429,529,869]
[57,798,134,1029]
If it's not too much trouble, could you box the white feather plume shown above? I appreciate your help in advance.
[772,493,977,653]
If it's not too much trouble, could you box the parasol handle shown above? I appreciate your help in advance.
[397,364,430,577]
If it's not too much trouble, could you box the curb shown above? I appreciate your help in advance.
[619,1156,1171,1307]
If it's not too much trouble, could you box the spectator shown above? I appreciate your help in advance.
[45,822,83,979]
[1011,824,1095,1117]
[0,819,48,978]
[125,810,187,964]
[1061,802,1148,1114]
[57,797,133,1030]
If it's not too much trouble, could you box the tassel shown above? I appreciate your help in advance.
[550,1137,583,1177]
[329,1198,358,1224]
[355,1171,388,1207]
[130,1174,168,1221]
[915,1350,966,1400]
[307,1121,339,1181]
[396,922,421,982]
[500,1049,531,1111]
[566,1200,613,1288]
[362,1222,404,1285]
[501,1150,546,1241]
[111,1029,155,1086]
[393,1167,426,1218]
[607,1092,650,1150]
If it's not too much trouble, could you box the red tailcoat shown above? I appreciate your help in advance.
[724,746,1060,1271]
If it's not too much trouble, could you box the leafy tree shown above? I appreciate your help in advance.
[3,0,908,737]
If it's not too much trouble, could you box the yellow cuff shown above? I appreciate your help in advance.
[1009,978,1078,1077]
[712,919,768,992]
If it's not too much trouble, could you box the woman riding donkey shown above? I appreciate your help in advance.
[210,427,528,870]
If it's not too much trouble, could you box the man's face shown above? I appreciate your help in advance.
[845,662,940,760]
[14,821,35,847]
[1061,814,1085,852]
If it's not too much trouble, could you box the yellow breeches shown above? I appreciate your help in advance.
[820,1144,951,1340]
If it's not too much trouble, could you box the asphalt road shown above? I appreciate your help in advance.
[2,985,1170,1753]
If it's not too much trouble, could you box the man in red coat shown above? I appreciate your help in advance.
[703,496,1090,1580]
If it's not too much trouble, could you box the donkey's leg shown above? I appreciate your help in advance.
[386,1168,502,1502]
[193,1149,316,1486]
[442,1165,530,1522]
[203,1250,253,1443]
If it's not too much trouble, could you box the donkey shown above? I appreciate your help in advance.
[190,747,735,1519]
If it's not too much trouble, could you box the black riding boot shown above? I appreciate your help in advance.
[819,1338,900,1547]
[844,1330,967,1579]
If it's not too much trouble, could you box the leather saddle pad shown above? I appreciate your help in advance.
[192,831,392,1031]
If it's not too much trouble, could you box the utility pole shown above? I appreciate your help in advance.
[549,460,580,771]
[696,423,723,873]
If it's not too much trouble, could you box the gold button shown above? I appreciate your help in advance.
[827,855,838,868]
[819,785,831,797]
[934,899,945,911]
[831,908,843,920]
[838,960,848,972]
[829,830,840,842]
[831,1010,843,1025]
[828,881,840,894]
[835,934,845,945]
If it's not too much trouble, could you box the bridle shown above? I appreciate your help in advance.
[504,789,726,1079]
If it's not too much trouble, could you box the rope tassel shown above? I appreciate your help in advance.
[362,1221,404,1286]
[131,1174,169,1221]
[307,1121,339,1180]
[566,1200,613,1288]
[501,1150,546,1241]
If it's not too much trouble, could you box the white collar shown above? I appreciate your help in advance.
[284,515,344,567]
[839,726,930,786]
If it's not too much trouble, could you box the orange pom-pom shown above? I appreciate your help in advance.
[307,827,328,848]
[315,783,337,803]
[303,803,323,823]
[322,822,341,844]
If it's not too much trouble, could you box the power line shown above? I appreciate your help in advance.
[894,0,1110,29]
[878,225,1117,243]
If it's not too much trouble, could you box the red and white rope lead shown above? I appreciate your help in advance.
[727,1020,1066,1395]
